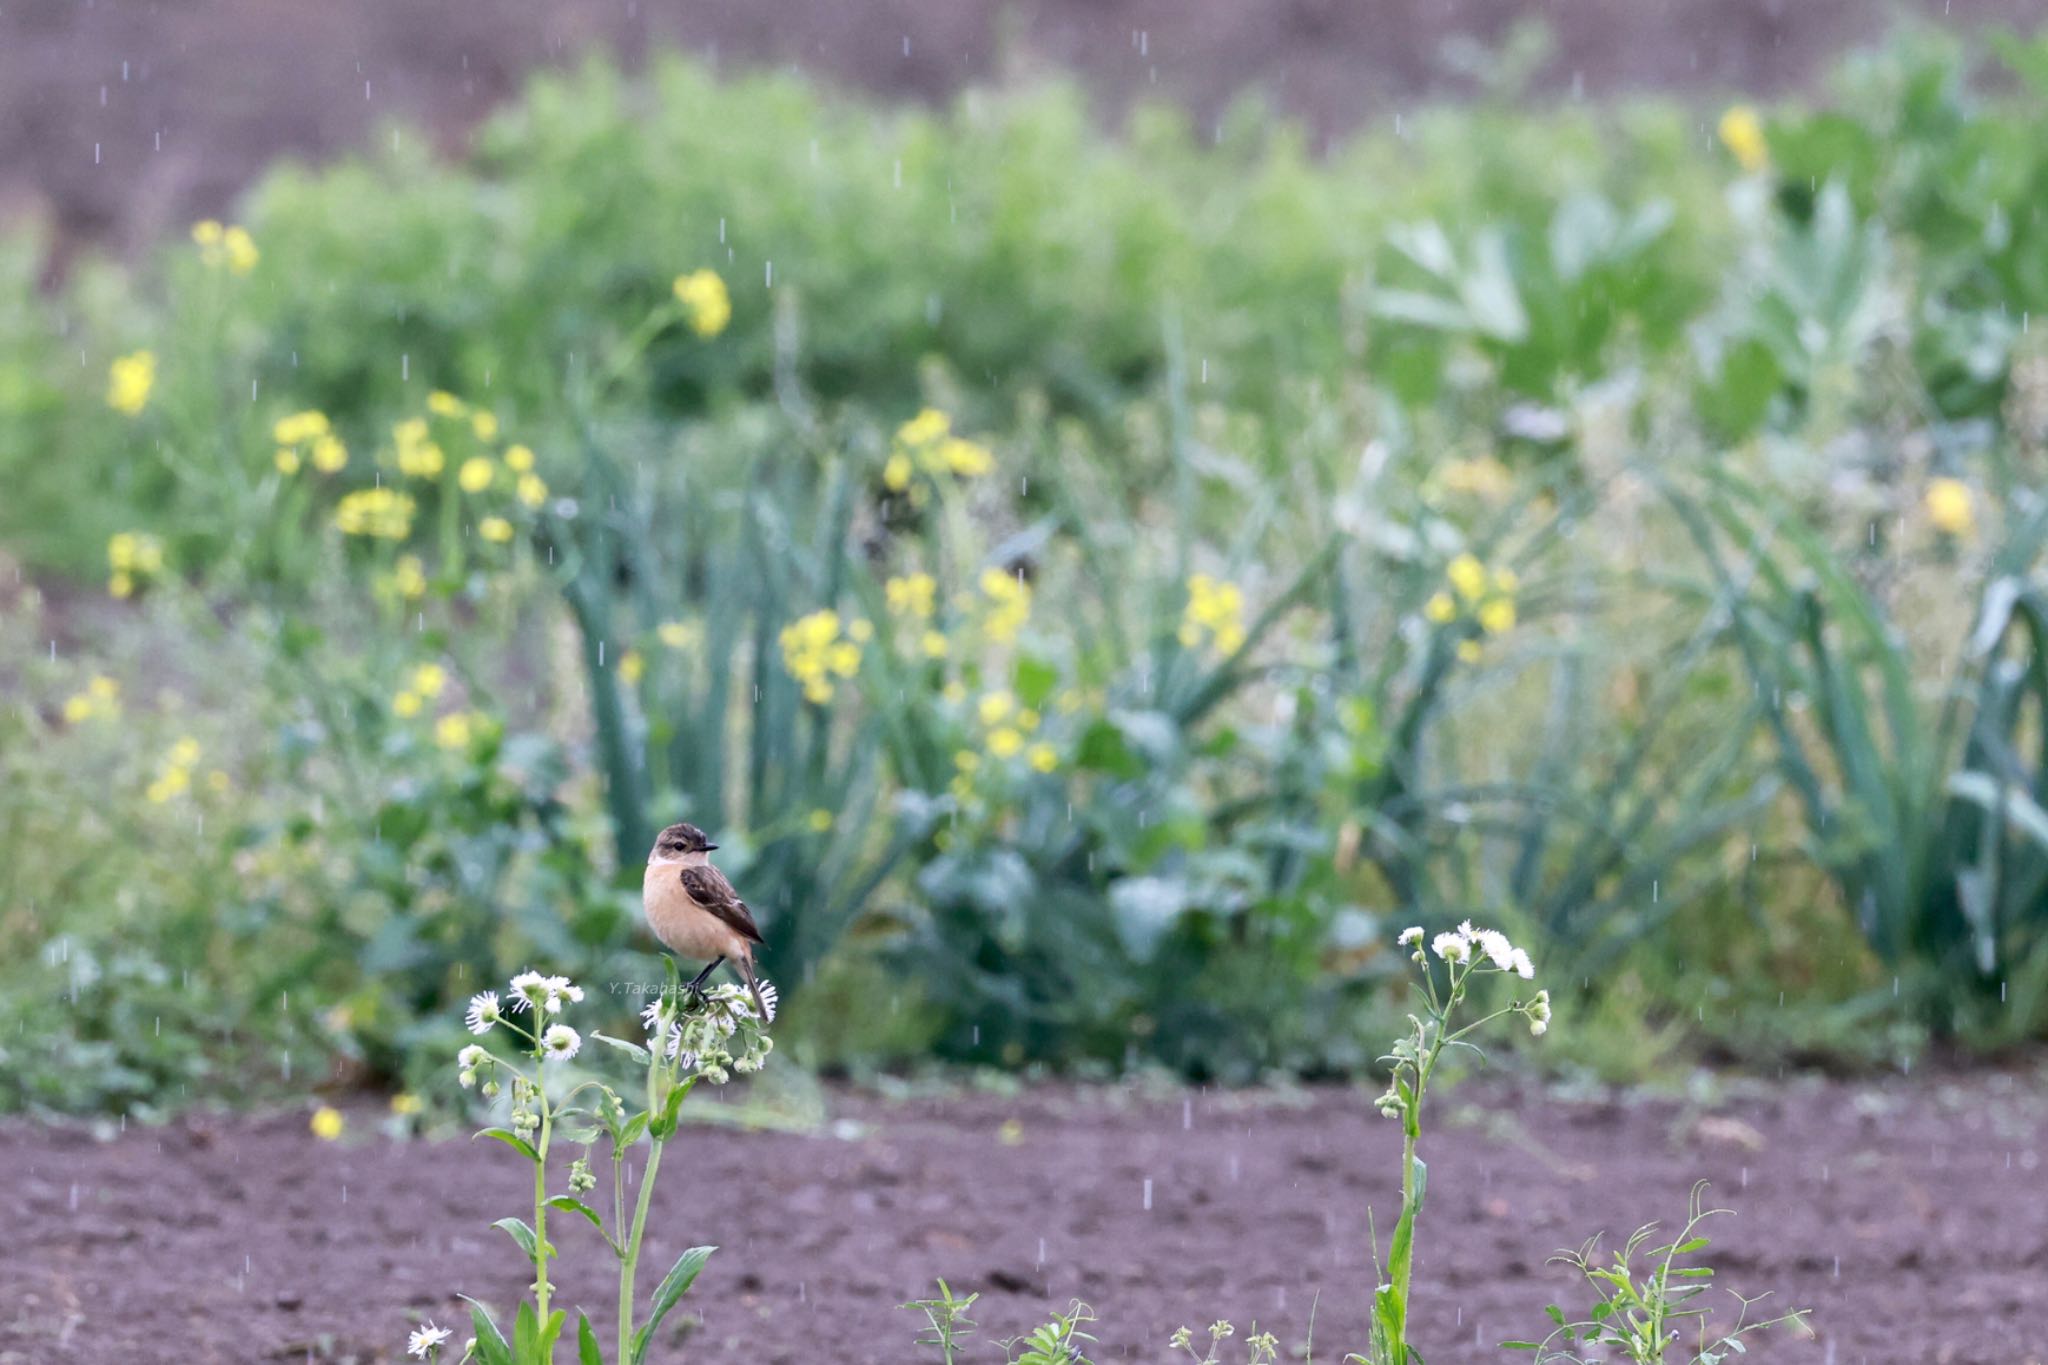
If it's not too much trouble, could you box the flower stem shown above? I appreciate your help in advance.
[534,1100,553,1332]
[617,1136,667,1363]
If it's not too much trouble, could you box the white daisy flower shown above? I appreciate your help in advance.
[465,991,502,1035]
[540,975,583,1014]
[1396,926,1423,947]
[507,971,548,1012]
[1473,929,1515,972]
[540,1024,581,1061]
[1509,947,1535,980]
[408,1323,452,1358]
[642,996,677,1035]
[1431,932,1470,964]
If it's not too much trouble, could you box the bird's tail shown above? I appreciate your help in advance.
[737,952,770,1024]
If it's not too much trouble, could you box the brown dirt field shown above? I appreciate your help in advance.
[8,1075,2048,1363]
[4,0,2044,256]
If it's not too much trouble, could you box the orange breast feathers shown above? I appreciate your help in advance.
[642,860,750,962]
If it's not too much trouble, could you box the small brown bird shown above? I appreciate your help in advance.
[642,821,769,1018]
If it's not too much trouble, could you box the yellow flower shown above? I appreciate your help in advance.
[803,678,833,704]
[886,572,937,619]
[673,269,732,337]
[394,418,444,478]
[920,630,949,659]
[846,618,875,643]
[1926,477,1974,537]
[1718,105,1769,174]
[191,219,223,248]
[206,769,232,795]
[619,649,646,685]
[459,456,495,493]
[1438,456,1514,500]
[938,437,994,477]
[410,663,447,698]
[310,435,348,473]
[1017,708,1040,732]
[89,676,119,702]
[977,691,1015,726]
[807,809,833,833]
[427,390,467,418]
[1423,592,1457,624]
[1183,574,1247,654]
[954,749,981,773]
[471,410,499,441]
[658,621,699,650]
[392,690,423,718]
[107,350,155,416]
[987,727,1024,758]
[334,488,416,539]
[883,452,914,492]
[828,641,862,677]
[222,226,259,276]
[780,609,859,700]
[979,567,1031,643]
[504,444,536,472]
[274,446,301,475]
[108,572,134,599]
[392,555,427,600]
[1477,598,1516,635]
[1457,640,1483,664]
[435,712,473,750]
[1447,553,1488,602]
[309,1106,345,1141]
[104,532,165,595]
[516,473,549,509]
[389,1093,423,1116]
[146,765,190,803]
[898,408,951,449]
[478,516,515,544]
[1027,743,1058,773]
[273,410,330,445]
[169,737,202,767]
[62,693,95,724]
[942,681,967,704]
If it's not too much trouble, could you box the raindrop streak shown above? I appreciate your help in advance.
[1142,1178,1153,1210]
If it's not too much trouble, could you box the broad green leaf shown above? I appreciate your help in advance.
[463,1297,513,1365]
[589,1031,652,1065]
[578,1311,604,1365]
[476,1127,542,1163]
[630,1245,717,1364]
[494,1217,540,1263]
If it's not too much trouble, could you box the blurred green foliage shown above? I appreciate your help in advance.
[8,26,2048,1111]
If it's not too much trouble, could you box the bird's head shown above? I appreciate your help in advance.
[650,822,717,861]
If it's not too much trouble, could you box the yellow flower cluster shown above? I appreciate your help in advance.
[780,609,863,704]
[619,649,646,685]
[1433,456,1515,502]
[434,710,488,751]
[1925,477,1974,538]
[1178,574,1247,654]
[62,675,121,724]
[191,220,259,275]
[884,572,950,657]
[673,269,732,338]
[1718,105,1768,175]
[335,487,416,539]
[107,531,165,598]
[393,417,444,479]
[657,620,701,650]
[146,736,204,804]
[391,662,446,718]
[1424,553,1518,662]
[272,410,347,475]
[883,408,995,492]
[969,688,1057,772]
[979,567,1030,644]
[377,554,428,604]
[107,350,155,416]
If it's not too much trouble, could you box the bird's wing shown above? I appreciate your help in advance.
[679,864,765,945]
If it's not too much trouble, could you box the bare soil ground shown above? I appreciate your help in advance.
[4,0,2043,256]
[8,1075,2047,1363]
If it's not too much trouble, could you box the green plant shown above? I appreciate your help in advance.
[1171,1321,1281,1365]
[1671,467,2048,1036]
[1354,922,1549,1365]
[903,1280,981,1364]
[1503,1182,1808,1362]
[1005,1302,1099,1365]
[428,963,774,1364]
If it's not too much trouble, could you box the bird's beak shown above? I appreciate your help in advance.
[703,843,719,851]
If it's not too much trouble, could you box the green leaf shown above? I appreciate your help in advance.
[589,1031,652,1065]
[513,1301,540,1365]
[578,1311,604,1365]
[493,1216,540,1263]
[477,1127,542,1163]
[547,1196,611,1240]
[1014,654,1059,709]
[463,1297,513,1365]
[629,1245,717,1364]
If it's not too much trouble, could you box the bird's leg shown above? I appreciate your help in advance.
[684,956,725,1008]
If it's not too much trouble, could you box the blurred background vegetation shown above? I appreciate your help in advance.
[6,16,2048,1115]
